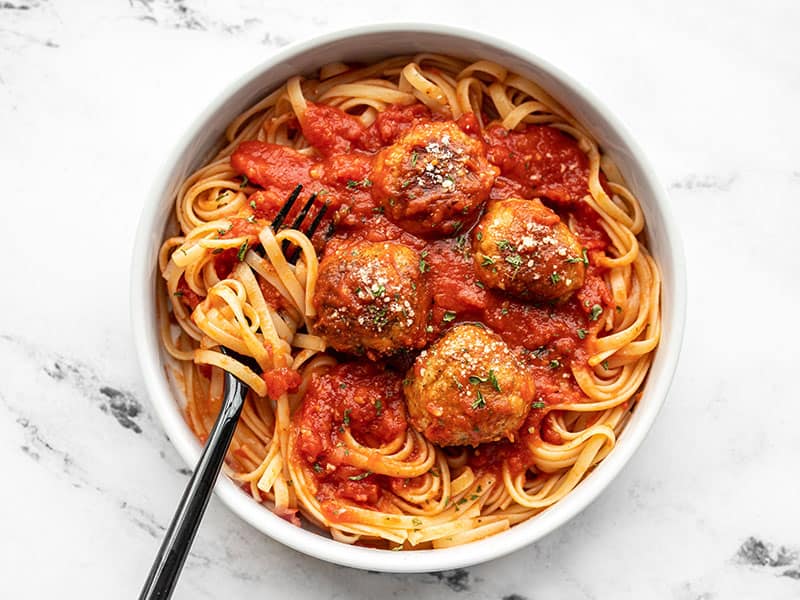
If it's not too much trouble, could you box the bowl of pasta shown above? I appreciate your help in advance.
[131,23,686,572]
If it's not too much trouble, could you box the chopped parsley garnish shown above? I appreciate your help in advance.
[411,517,423,527]
[370,305,389,328]
[402,377,413,386]
[496,239,515,251]
[239,175,249,189]
[531,401,546,409]
[372,205,384,214]
[476,231,483,241]
[452,376,464,391]
[217,224,232,236]
[549,272,561,285]
[601,360,609,370]
[419,250,430,273]
[346,178,372,189]
[452,220,462,233]
[577,328,587,340]
[401,179,413,189]
[249,199,256,209]
[212,248,224,254]
[488,369,501,392]
[481,254,495,266]
[505,254,522,270]
[410,150,418,166]
[548,359,561,369]
[468,371,498,406]
[567,249,589,265]
[237,240,249,261]
[339,383,347,389]
[173,291,183,297]
[501,307,509,315]
[442,311,456,322]
[313,462,323,473]
[370,283,386,297]
[475,280,485,289]
[374,399,383,416]
[246,214,256,223]
[348,471,371,481]
[216,191,229,203]
[590,304,603,320]
[342,408,351,426]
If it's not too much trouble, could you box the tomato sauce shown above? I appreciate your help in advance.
[301,103,369,156]
[231,141,316,194]
[175,275,202,310]
[292,363,408,519]
[262,368,302,400]
[230,102,617,495]
[484,124,591,206]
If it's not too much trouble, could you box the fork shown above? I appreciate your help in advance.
[139,185,327,600]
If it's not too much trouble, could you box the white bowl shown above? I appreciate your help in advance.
[130,23,686,573]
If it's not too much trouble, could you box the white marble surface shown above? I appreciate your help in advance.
[1,1,799,598]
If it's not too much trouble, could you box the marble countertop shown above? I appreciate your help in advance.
[2,1,799,598]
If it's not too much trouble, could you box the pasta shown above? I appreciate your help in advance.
[158,54,661,550]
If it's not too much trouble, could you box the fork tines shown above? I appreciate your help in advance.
[269,184,330,265]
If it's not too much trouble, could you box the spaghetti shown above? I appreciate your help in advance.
[158,54,661,550]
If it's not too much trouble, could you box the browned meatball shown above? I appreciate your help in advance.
[371,121,498,237]
[312,241,431,359]
[473,198,585,301]
[404,324,534,446]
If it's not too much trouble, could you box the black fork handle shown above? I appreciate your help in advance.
[138,372,248,600]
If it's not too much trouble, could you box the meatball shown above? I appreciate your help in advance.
[312,240,431,358]
[473,198,585,301]
[404,324,534,446]
[371,121,498,237]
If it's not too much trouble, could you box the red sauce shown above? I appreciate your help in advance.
[484,124,590,205]
[262,368,302,400]
[175,275,202,310]
[229,103,617,497]
[293,363,407,519]
[210,216,263,277]
[425,240,489,330]
[301,102,368,157]
[231,141,316,194]
[371,103,438,146]
[258,279,287,311]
